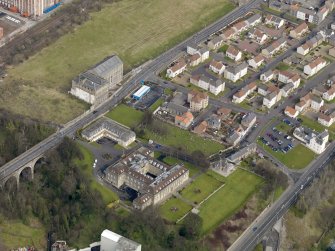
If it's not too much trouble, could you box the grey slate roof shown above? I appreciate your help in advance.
[82,117,135,143]
[89,55,123,78]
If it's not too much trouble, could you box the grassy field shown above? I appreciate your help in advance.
[1,0,235,124]
[159,197,193,222]
[258,140,316,169]
[142,122,224,156]
[0,217,46,250]
[180,173,223,204]
[198,169,263,234]
[105,104,144,128]
[75,144,119,205]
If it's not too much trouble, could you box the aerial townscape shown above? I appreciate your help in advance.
[1,0,335,250]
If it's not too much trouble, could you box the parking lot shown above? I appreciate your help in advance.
[260,117,302,154]
[131,83,164,110]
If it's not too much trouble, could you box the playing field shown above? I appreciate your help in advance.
[159,197,193,222]
[180,173,223,204]
[1,0,235,124]
[105,104,144,128]
[198,169,263,234]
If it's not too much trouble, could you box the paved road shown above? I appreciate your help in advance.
[0,0,263,183]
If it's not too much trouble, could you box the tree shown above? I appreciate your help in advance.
[179,213,203,240]
[191,150,209,170]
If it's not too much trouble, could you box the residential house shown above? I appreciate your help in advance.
[187,43,200,55]
[224,62,248,82]
[193,121,208,134]
[163,102,189,116]
[221,28,236,40]
[217,107,232,118]
[226,45,242,61]
[323,85,335,101]
[277,70,301,88]
[190,74,225,95]
[249,28,268,44]
[289,22,309,39]
[245,13,262,27]
[291,5,316,23]
[280,83,295,97]
[295,93,324,112]
[290,4,329,24]
[175,112,194,129]
[297,43,311,56]
[208,36,224,50]
[311,95,324,111]
[293,126,329,154]
[265,14,285,29]
[209,60,225,75]
[262,37,287,57]
[241,113,257,128]
[232,82,257,103]
[263,86,281,108]
[206,114,221,130]
[198,47,210,61]
[189,53,201,67]
[318,111,335,127]
[260,70,274,82]
[188,90,209,112]
[209,79,225,96]
[304,57,327,76]
[232,20,248,33]
[227,129,243,146]
[166,60,187,78]
[248,54,265,69]
[297,31,326,55]
[285,106,299,118]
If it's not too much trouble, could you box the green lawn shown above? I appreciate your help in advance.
[198,169,263,234]
[258,140,316,170]
[161,156,200,177]
[276,62,290,71]
[206,169,226,183]
[180,173,223,204]
[159,197,193,222]
[276,122,292,134]
[0,217,46,250]
[75,144,118,205]
[218,44,229,53]
[149,98,164,112]
[105,104,144,128]
[2,0,235,124]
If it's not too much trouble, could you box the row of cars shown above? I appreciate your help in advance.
[260,126,294,153]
